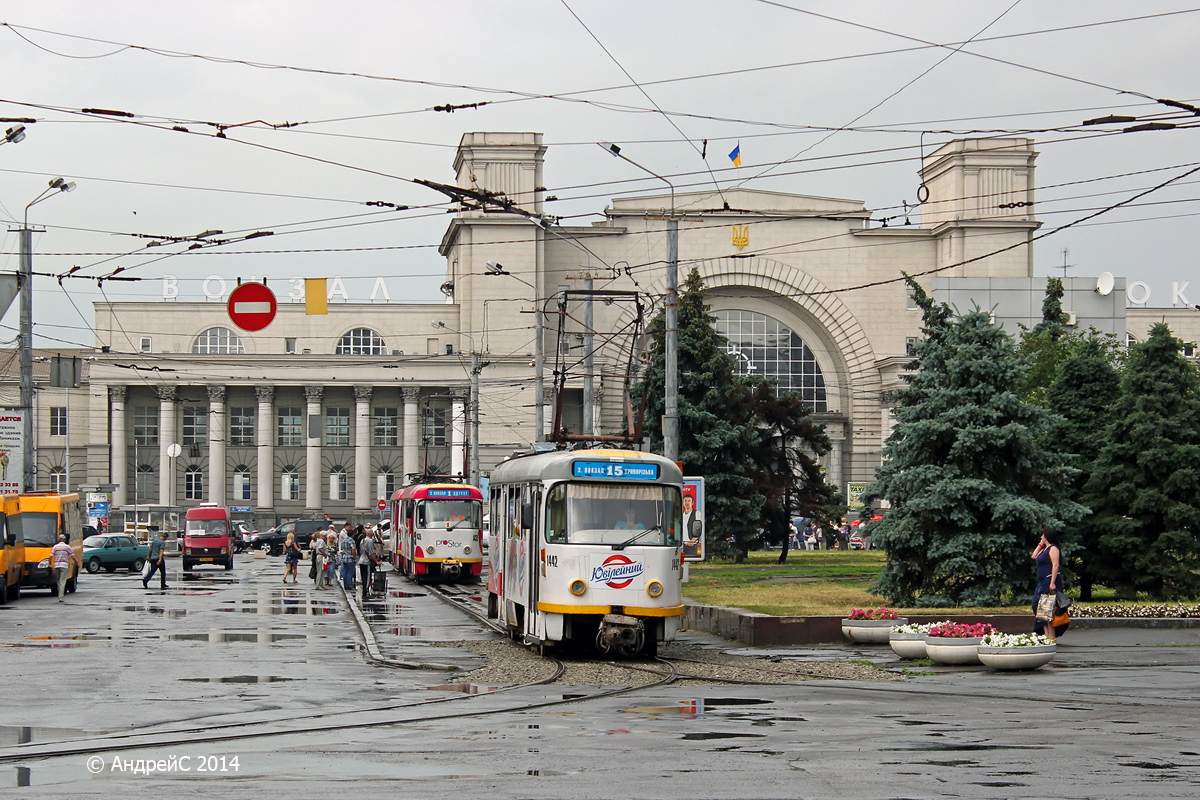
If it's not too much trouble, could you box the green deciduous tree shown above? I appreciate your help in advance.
[865,277,1087,606]
[744,379,845,564]
[1084,322,1200,599]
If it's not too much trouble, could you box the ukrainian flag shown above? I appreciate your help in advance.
[728,142,741,167]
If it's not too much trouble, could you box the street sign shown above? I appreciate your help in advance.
[227,281,277,331]
[377,499,387,512]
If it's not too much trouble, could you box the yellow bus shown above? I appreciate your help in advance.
[15,492,84,596]
[0,494,21,603]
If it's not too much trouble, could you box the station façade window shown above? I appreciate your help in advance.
[336,328,386,355]
[714,309,828,412]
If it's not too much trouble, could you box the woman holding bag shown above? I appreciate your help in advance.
[282,532,301,584]
[1031,527,1062,642]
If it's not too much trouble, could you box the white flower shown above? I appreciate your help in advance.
[891,620,951,634]
[981,632,1054,648]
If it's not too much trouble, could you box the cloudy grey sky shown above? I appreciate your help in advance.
[1,0,1198,348]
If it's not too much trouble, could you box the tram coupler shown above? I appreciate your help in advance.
[597,614,644,655]
[441,559,462,579]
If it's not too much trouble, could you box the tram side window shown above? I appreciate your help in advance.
[415,502,427,529]
[546,484,567,543]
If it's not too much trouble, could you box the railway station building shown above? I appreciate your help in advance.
[3,133,1196,531]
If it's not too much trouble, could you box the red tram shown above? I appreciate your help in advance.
[389,482,485,583]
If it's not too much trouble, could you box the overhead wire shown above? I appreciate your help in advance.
[4,9,1196,130]
[742,0,1027,186]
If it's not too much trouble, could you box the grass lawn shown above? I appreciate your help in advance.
[684,550,1025,616]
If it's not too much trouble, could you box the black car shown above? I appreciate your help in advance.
[247,518,328,555]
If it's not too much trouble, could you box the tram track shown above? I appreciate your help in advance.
[0,578,682,766]
[0,654,679,764]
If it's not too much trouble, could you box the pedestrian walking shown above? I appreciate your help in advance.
[143,531,169,590]
[282,532,301,583]
[50,533,75,602]
[324,526,337,587]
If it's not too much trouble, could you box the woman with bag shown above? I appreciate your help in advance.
[282,532,301,584]
[1031,527,1063,642]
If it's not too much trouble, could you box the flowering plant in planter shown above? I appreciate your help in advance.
[848,607,899,621]
[981,632,1053,648]
[891,621,949,635]
[926,622,997,638]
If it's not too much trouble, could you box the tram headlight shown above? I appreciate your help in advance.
[463,546,471,555]
[646,580,664,598]
[427,545,435,555]
[570,579,587,596]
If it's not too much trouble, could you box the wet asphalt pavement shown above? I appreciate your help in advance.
[1,551,1198,799]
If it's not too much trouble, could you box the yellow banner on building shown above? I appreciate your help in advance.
[305,279,328,315]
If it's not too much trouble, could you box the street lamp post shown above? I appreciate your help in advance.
[18,177,76,491]
[598,143,679,463]
[433,321,481,485]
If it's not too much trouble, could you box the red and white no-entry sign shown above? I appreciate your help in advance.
[377,499,387,512]
[227,282,277,331]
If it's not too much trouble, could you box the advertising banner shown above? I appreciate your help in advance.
[0,411,24,493]
[683,476,705,562]
[847,483,867,511]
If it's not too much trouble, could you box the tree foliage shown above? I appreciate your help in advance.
[639,268,841,560]
[1017,277,1074,405]
[1084,322,1200,599]
[865,277,1087,606]
[1043,336,1122,599]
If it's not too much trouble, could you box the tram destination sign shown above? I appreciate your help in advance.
[426,488,472,498]
[573,461,660,481]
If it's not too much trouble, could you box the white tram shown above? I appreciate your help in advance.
[487,448,685,657]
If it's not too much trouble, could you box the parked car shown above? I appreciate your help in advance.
[83,534,149,573]
[232,521,255,553]
[247,518,328,555]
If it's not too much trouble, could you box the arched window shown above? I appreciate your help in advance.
[233,465,252,502]
[714,310,828,412]
[49,466,67,493]
[336,328,386,355]
[192,327,245,354]
[136,464,156,502]
[184,465,204,500]
[376,467,395,503]
[329,465,348,502]
[280,466,300,501]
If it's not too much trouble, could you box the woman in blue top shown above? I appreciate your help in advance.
[1031,527,1062,641]
[283,532,301,584]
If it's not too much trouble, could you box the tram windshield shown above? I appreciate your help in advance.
[545,482,682,547]
[185,519,229,536]
[418,500,482,530]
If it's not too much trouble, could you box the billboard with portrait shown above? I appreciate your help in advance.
[682,476,705,561]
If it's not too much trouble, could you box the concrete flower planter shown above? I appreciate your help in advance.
[977,643,1057,671]
[924,636,984,665]
[841,618,908,644]
[889,631,928,659]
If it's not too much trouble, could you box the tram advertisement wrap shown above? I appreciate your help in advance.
[0,412,24,493]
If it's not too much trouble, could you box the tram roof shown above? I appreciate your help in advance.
[490,448,683,485]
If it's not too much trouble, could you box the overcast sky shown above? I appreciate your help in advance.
[1,0,1198,349]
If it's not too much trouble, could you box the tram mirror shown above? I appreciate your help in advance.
[521,502,534,530]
